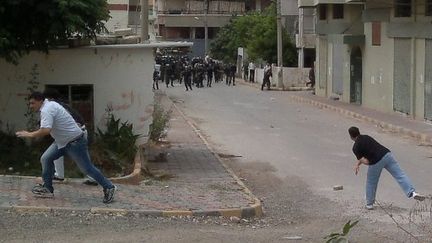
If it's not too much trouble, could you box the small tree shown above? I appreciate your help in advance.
[0,0,110,64]
[209,4,297,66]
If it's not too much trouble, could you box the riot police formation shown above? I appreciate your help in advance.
[154,53,239,91]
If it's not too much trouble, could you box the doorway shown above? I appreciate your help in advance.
[350,47,362,104]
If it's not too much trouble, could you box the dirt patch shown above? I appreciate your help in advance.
[222,158,422,242]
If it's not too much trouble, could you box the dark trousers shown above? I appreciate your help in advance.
[185,77,193,91]
[249,70,255,82]
[261,78,270,90]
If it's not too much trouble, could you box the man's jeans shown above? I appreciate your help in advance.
[366,152,415,205]
[40,135,114,193]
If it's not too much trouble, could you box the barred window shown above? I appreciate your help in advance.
[319,5,327,20]
[333,4,344,19]
[426,0,432,16]
[394,0,411,17]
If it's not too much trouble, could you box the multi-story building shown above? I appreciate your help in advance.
[299,0,432,121]
[295,4,316,68]
[154,0,272,57]
[105,0,157,39]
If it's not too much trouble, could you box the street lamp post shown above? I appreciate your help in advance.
[204,0,209,56]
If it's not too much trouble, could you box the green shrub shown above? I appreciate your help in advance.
[149,103,170,141]
[0,126,43,175]
[90,114,140,176]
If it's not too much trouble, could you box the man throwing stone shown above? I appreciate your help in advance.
[348,126,425,210]
[16,92,116,203]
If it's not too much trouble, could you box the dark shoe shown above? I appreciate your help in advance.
[103,186,117,204]
[83,179,98,186]
[53,176,64,181]
[411,192,426,201]
[32,184,54,198]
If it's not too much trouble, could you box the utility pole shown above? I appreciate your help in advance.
[276,0,283,89]
[298,8,304,68]
[141,0,149,42]
[276,0,282,67]
[204,0,209,56]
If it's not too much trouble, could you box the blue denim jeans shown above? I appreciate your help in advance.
[40,135,114,193]
[366,152,415,205]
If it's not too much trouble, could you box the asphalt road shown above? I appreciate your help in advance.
[165,82,432,212]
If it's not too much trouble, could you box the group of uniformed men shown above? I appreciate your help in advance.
[153,54,237,91]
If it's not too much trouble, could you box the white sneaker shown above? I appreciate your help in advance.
[411,192,426,201]
[365,204,374,210]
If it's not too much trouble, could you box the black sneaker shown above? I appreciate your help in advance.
[83,179,98,186]
[103,186,116,204]
[32,184,54,198]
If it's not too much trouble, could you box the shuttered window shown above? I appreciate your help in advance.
[372,22,381,46]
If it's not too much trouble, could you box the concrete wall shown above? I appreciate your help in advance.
[0,47,155,144]
[254,67,310,87]
[362,22,394,112]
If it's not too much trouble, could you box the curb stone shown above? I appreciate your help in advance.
[169,97,263,218]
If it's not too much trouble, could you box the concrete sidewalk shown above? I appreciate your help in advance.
[0,93,262,218]
[238,79,432,144]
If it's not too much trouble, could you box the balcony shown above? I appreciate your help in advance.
[298,0,365,8]
[296,33,316,48]
[157,0,246,15]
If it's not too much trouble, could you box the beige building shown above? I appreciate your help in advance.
[154,0,272,56]
[299,0,432,121]
[105,0,156,39]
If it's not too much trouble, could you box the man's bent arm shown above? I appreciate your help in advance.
[16,128,51,138]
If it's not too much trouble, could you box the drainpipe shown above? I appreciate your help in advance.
[410,0,416,119]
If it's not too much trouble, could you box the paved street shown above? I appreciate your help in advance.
[165,81,432,213]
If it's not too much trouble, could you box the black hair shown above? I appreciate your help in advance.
[348,126,360,138]
[29,91,45,101]
[43,88,61,100]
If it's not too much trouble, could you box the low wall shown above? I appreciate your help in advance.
[253,67,311,88]
[0,45,155,144]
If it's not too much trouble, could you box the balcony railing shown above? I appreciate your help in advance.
[158,0,245,15]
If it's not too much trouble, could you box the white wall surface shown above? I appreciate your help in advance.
[0,47,155,144]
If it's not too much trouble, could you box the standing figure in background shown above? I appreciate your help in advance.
[153,64,160,90]
[229,63,237,86]
[261,62,272,90]
[248,61,256,83]
[183,62,193,91]
[243,62,248,81]
[306,65,315,88]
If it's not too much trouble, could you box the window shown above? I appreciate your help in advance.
[372,22,381,46]
[45,84,94,131]
[333,4,344,19]
[427,0,432,16]
[394,0,411,17]
[319,5,327,20]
